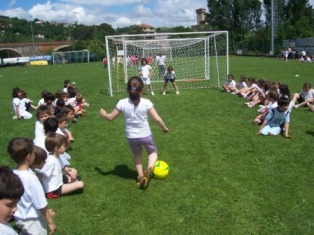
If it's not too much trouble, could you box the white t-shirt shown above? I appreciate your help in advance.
[0,223,18,235]
[224,79,236,88]
[116,98,153,139]
[157,55,166,66]
[299,88,314,100]
[164,70,176,80]
[237,81,247,89]
[37,98,45,107]
[13,169,47,220]
[139,65,152,78]
[19,98,29,111]
[34,121,45,142]
[39,155,63,193]
[12,98,20,113]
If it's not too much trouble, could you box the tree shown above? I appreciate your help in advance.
[116,25,144,35]
[88,39,105,61]
[207,0,262,51]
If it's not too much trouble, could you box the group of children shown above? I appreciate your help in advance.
[2,80,87,234]
[12,80,88,121]
[223,74,314,137]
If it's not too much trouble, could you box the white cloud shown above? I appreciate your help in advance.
[132,4,152,16]
[58,0,142,6]
[0,0,208,28]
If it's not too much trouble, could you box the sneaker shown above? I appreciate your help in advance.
[230,91,237,95]
[294,104,299,109]
[151,91,154,96]
[162,91,166,95]
[176,91,179,95]
[136,176,143,186]
[140,168,153,189]
[12,115,17,120]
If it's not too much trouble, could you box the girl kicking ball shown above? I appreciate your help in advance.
[99,76,169,189]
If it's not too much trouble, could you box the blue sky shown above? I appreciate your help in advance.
[0,0,208,28]
[1,1,313,28]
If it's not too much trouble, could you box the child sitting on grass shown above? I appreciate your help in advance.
[291,82,314,108]
[258,95,291,138]
[39,133,84,198]
[222,74,236,92]
[230,75,247,94]
[7,137,56,234]
[0,166,24,235]
[253,89,279,125]
[244,79,269,108]
[55,112,74,143]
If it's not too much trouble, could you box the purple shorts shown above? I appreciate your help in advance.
[128,135,157,155]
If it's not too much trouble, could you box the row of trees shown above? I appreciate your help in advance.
[207,0,314,54]
[0,15,194,60]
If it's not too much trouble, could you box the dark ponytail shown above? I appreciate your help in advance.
[127,76,144,106]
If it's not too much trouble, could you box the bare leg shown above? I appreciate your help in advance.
[147,152,157,170]
[133,154,143,177]
[61,181,84,195]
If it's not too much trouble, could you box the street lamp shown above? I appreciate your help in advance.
[30,16,35,56]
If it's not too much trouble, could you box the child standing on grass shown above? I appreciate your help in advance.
[162,66,179,95]
[138,58,154,96]
[39,133,84,198]
[258,96,291,138]
[99,76,169,189]
[0,166,24,235]
[7,137,56,235]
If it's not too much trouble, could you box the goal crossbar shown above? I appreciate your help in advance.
[105,31,229,96]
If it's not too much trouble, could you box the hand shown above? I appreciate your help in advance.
[99,108,106,116]
[66,168,77,179]
[163,128,169,133]
[48,209,56,217]
[48,222,57,234]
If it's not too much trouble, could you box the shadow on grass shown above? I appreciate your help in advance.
[94,165,137,180]
[305,131,314,137]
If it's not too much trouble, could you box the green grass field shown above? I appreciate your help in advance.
[1,56,313,234]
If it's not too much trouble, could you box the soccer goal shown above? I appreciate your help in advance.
[105,31,229,96]
[52,49,90,65]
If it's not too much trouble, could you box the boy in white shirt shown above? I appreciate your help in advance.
[222,74,236,93]
[40,133,84,199]
[0,166,24,235]
[7,137,56,235]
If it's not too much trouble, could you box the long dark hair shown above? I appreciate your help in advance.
[127,76,144,106]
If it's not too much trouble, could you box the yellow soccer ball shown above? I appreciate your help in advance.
[153,160,169,179]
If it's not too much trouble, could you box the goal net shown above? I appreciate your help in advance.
[105,31,228,96]
[52,49,90,65]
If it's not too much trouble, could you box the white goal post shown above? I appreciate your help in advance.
[105,31,229,96]
[52,49,90,65]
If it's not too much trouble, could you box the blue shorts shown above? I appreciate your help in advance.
[128,135,157,155]
[165,79,175,83]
